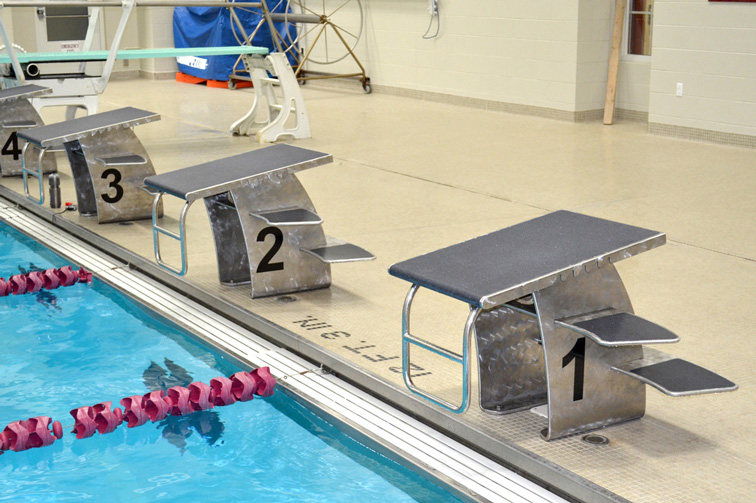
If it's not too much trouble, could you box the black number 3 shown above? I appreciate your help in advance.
[256,227,284,273]
[101,168,124,203]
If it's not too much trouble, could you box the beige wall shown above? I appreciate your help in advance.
[648,0,756,137]
[136,7,177,77]
[323,1,589,114]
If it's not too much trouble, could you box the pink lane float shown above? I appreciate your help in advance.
[0,266,92,296]
[0,367,276,455]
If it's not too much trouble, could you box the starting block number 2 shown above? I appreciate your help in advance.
[256,226,285,273]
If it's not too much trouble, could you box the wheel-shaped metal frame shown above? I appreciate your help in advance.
[283,0,363,66]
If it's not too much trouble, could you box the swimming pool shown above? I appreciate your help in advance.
[0,221,468,502]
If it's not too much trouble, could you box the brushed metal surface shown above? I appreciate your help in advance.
[64,127,160,223]
[534,262,645,440]
[229,170,331,298]
[0,98,57,177]
[476,305,548,414]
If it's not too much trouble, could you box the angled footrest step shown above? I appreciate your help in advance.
[252,208,322,226]
[96,154,147,166]
[302,243,375,263]
[2,120,37,129]
[556,309,680,346]
[612,348,737,396]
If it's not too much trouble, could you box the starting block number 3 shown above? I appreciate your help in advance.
[101,169,124,204]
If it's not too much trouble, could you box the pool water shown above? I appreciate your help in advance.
[0,223,465,503]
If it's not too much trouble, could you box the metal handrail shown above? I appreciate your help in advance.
[152,192,193,275]
[402,284,481,414]
[21,142,47,204]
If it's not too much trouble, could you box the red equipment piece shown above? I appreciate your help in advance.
[0,278,9,297]
[120,395,150,428]
[42,268,61,290]
[188,381,214,412]
[230,371,257,402]
[210,376,237,406]
[143,391,171,422]
[25,271,45,293]
[250,367,276,397]
[26,417,58,448]
[56,266,78,287]
[9,274,27,295]
[2,421,30,451]
[70,406,98,439]
[166,386,193,416]
[93,402,123,434]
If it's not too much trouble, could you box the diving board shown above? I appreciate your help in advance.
[389,211,736,440]
[0,0,310,142]
[0,46,269,65]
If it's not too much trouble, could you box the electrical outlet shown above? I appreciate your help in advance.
[676,83,684,97]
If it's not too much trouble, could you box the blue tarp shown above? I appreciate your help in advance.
[173,5,292,81]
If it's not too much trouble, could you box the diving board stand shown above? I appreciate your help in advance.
[143,144,374,298]
[0,1,310,142]
[0,85,57,177]
[389,211,737,440]
[18,106,160,223]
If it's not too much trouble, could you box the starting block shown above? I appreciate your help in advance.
[389,211,737,440]
[143,144,374,297]
[18,107,161,223]
[0,85,57,177]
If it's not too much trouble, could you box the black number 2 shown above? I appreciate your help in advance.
[562,337,586,401]
[1,132,22,160]
[256,227,284,273]
[101,168,124,203]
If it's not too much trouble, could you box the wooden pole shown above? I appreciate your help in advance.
[603,0,626,125]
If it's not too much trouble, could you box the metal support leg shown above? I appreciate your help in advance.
[402,284,482,414]
[152,193,193,275]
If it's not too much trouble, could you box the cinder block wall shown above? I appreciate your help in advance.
[648,0,756,143]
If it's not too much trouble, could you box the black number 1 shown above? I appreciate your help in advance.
[562,337,586,401]
[256,227,284,273]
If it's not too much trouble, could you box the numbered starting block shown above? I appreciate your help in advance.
[0,85,57,177]
[389,211,737,440]
[143,144,374,298]
[17,107,160,223]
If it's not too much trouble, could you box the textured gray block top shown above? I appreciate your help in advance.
[388,211,665,309]
[0,84,51,103]
[143,144,333,201]
[17,107,159,147]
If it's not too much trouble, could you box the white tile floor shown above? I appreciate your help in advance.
[2,77,754,503]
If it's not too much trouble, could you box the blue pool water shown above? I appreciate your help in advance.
[0,223,465,503]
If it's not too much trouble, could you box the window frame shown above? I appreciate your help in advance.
[622,0,654,62]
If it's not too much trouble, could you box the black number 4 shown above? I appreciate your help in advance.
[1,132,22,161]
[562,337,586,401]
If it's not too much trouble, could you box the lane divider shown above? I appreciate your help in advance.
[0,367,276,454]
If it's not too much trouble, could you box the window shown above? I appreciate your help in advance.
[627,0,653,56]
